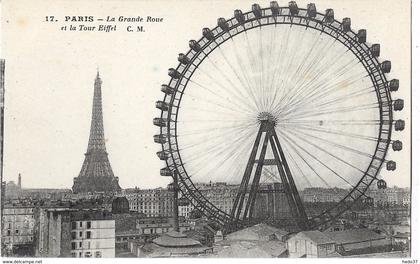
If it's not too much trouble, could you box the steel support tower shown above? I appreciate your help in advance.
[230,112,309,230]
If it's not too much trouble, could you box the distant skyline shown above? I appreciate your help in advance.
[0,0,411,189]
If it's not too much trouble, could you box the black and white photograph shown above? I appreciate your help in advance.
[0,0,416,262]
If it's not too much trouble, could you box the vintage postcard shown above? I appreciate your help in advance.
[0,0,414,262]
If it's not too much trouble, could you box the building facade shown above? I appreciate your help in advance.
[365,187,410,207]
[287,231,336,258]
[70,218,115,258]
[34,208,115,258]
[126,182,293,220]
[125,188,174,217]
[301,187,348,203]
[1,205,35,255]
[323,229,390,253]
[135,217,191,235]
[195,182,238,215]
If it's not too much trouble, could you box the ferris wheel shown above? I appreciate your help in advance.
[154,1,404,231]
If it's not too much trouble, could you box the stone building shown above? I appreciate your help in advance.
[113,214,190,248]
[1,204,35,256]
[34,208,115,258]
[365,187,410,207]
[125,182,293,221]
[34,207,72,257]
[70,214,115,258]
[301,187,348,203]
[125,188,174,217]
[135,217,191,236]
[178,202,195,218]
[195,182,238,215]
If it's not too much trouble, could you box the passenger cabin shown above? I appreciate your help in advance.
[386,161,396,171]
[381,61,391,73]
[270,1,280,15]
[155,101,169,111]
[307,3,317,18]
[324,9,334,23]
[161,84,175,95]
[392,140,403,151]
[168,68,181,79]
[178,53,190,65]
[394,99,404,111]
[357,29,367,43]
[342,18,351,32]
[156,151,169,160]
[394,120,405,131]
[189,40,201,52]
[154,134,166,144]
[289,1,299,16]
[252,4,262,18]
[160,168,173,177]
[202,28,214,41]
[377,179,387,189]
[217,18,229,31]
[234,10,245,23]
[389,79,399,92]
[153,118,167,127]
[371,44,380,57]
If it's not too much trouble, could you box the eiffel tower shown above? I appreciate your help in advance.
[72,71,121,193]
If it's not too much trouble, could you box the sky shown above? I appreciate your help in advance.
[0,0,411,189]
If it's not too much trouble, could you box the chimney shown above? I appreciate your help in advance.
[18,173,21,188]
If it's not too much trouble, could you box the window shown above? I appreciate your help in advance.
[79,252,82,257]
[84,252,92,258]
[87,242,91,249]
[79,231,83,238]
[87,221,91,229]
[86,231,91,239]
[325,244,332,250]
[71,222,77,229]
[71,232,76,240]
[71,252,77,258]
[95,251,102,258]
[71,242,76,250]
[7,230,10,236]
[79,222,83,227]
[79,242,82,248]
[15,230,19,234]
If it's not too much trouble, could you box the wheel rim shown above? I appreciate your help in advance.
[156,3,394,230]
